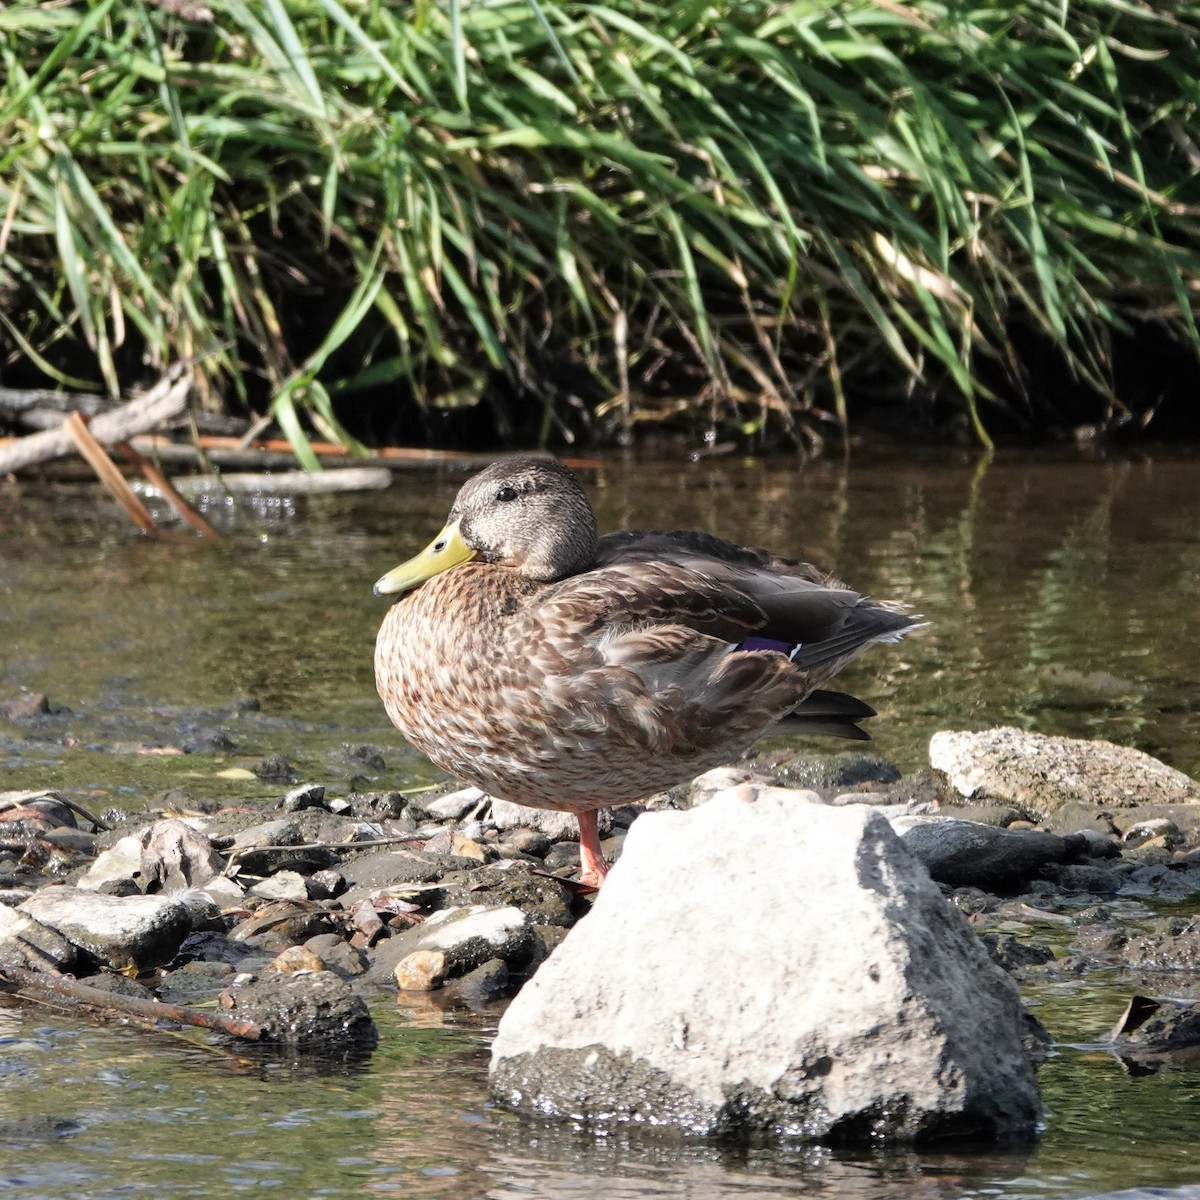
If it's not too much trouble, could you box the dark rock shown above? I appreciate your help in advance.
[770,750,901,791]
[433,865,576,927]
[221,970,377,1048]
[440,958,512,1008]
[0,904,78,971]
[337,848,472,901]
[336,744,387,772]
[304,934,369,979]
[229,901,336,948]
[229,819,337,876]
[1040,863,1122,894]
[305,869,346,901]
[78,971,155,1000]
[898,819,1077,889]
[179,729,238,754]
[982,934,1057,974]
[41,829,98,854]
[1109,995,1200,1069]
[347,792,408,821]
[157,959,237,1004]
[253,755,297,783]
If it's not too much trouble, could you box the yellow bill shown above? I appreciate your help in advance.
[372,519,478,597]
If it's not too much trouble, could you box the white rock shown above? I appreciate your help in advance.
[418,904,531,970]
[490,788,1042,1143]
[930,728,1199,813]
[77,835,143,892]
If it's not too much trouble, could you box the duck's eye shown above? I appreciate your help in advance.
[495,485,518,503]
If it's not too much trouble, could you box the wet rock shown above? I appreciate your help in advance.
[1040,863,1123,894]
[440,958,511,1008]
[139,819,224,892]
[252,755,297,782]
[982,935,1057,974]
[499,829,552,859]
[265,945,326,974]
[221,970,377,1048]
[41,829,97,854]
[1109,995,1200,1069]
[771,750,901,792]
[0,903,78,971]
[305,869,345,900]
[18,888,192,969]
[303,934,368,979]
[491,790,1042,1143]
[79,971,155,1000]
[930,728,1200,816]
[0,793,79,835]
[157,959,237,1004]
[433,866,578,928]
[336,744,387,772]
[179,729,238,754]
[893,818,1082,890]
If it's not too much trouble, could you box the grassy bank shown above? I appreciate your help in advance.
[2,0,1198,458]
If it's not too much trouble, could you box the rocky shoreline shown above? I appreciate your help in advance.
[3,719,1200,1136]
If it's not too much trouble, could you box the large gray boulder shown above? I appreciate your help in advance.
[930,728,1199,817]
[490,787,1042,1143]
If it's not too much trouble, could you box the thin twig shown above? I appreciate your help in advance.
[0,964,264,1041]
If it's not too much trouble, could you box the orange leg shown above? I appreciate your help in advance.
[576,810,610,888]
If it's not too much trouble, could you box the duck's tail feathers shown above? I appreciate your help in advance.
[777,688,876,740]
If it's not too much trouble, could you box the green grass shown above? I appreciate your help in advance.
[1,0,1198,456]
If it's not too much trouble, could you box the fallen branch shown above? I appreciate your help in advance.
[63,412,159,535]
[118,440,220,539]
[0,367,190,476]
[0,963,265,1041]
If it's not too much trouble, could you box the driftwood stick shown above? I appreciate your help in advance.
[0,368,190,476]
[0,964,265,1041]
[0,387,111,419]
[117,441,220,539]
[0,790,112,832]
[63,413,160,535]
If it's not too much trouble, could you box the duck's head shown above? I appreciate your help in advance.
[373,456,598,597]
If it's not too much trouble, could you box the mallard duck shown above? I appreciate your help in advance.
[374,456,918,887]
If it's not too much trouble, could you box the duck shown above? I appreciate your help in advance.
[373,455,918,887]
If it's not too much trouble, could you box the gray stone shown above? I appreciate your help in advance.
[246,871,309,901]
[18,888,192,969]
[420,787,487,821]
[0,904,77,971]
[140,818,225,892]
[771,750,901,791]
[489,797,613,841]
[222,970,377,1048]
[894,818,1077,889]
[369,902,533,984]
[930,728,1200,816]
[281,783,327,813]
[490,790,1042,1143]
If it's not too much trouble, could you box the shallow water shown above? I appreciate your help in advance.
[1,450,1199,1198]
